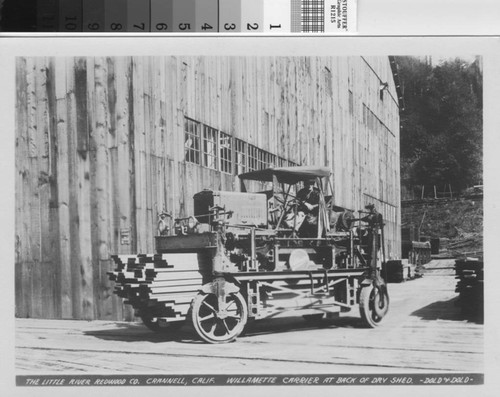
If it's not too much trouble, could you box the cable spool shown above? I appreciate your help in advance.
[337,210,354,231]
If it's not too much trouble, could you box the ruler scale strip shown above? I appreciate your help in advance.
[104,0,127,32]
[59,0,82,32]
[127,0,150,32]
[151,0,173,32]
[195,0,218,33]
[263,0,291,33]
[241,0,263,33]
[38,0,58,32]
[172,0,195,33]
[219,0,241,33]
[3,0,356,33]
[83,0,105,32]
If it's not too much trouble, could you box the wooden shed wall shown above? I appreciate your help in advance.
[15,56,400,320]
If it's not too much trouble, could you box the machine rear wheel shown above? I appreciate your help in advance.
[359,284,389,327]
[191,291,248,343]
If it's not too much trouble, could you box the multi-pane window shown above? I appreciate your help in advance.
[248,144,259,172]
[219,132,232,174]
[257,149,267,170]
[259,150,275,169]
[184,118,200,164]
[184,116,298,174]
[235,139,247,174]
[267,153,277,168]
[277,157,298,168]
[203,125,218,170]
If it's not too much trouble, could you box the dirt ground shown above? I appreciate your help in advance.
[15,259,483,375]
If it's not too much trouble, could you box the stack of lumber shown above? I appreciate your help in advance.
[382,260,416,283]
[409,241,432,266]
[454,258,483,318]
[108,253,203,322]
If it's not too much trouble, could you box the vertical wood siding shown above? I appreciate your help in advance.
[15,56,401,320]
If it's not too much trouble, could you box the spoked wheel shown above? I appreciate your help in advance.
[191,291,248,343]
[141,314,184,333]
[359,283,390,327]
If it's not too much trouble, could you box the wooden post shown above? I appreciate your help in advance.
[15,57,30,318]
[55,58,73,319]
[73,57,94,320]
[92,56,112,319]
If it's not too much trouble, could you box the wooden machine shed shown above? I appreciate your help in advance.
[15,56,401,321]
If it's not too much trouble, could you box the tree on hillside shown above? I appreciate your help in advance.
[396,56,482,194]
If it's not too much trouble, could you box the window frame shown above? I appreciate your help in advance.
[202,125,218,170]
[184,117,201,165]
[219,131,232,174]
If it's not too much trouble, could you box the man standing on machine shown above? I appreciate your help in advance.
[296,179,320,238]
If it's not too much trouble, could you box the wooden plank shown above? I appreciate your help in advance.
[106,57,120,277]
[92,57,114,319]
[114,57,133,263]
[33,57,53,318]
[74,57,94,320]
[132,58,148,253]
[15,57,30,317]
[60,59,79,318]
[25,59,40,268]
[44,57,61,319]
[55,57,73,318]
[22,262,35,318]
[145,269,202,279]
[87,57,100,319]
[155,293,198,303]
[15,58,28,265]
[149,284,202,294]
[144,63,155,252]
[147,276,204,286]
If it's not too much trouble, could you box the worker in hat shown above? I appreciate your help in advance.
[296,179,320,238]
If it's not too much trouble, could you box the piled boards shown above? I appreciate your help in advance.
[382,260,416,283]
[454,258,483,319]
[108,253,203,323]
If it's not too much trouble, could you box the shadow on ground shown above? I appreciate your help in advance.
[84,314,369,344]
[83,322,197,344]
[411,297,483,324]
[242,314,366,338]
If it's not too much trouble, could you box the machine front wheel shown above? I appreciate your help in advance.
[191,291,248,343]
[359,283,389,327]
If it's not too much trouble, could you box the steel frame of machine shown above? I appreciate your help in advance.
[110,166,390,343]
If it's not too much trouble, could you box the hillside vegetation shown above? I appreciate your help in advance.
[401,198,483,257]
[396,56,483,193]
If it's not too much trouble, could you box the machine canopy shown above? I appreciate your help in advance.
[238,166,331,185]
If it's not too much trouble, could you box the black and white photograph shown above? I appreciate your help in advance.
[1,36,499,395]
